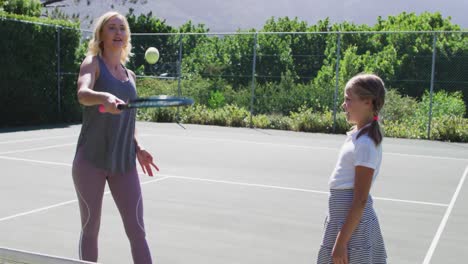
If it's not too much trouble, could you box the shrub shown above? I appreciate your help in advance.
[133,79,467,142]
[416,90,466,120]
[431,116,468,142]
[252,114,271,129]
[381,89,418,121]
[267,114,292,130]
[290,106,333,133]
[0,12,81,126]
[136,77,178,96]
[208,90,226,109]
[180,104,213,125]
[382,120,426,139]
[221,104,250,127]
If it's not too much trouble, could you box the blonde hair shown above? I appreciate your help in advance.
[345,73,386,145]
[87,11,133,64]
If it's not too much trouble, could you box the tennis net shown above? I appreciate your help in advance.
[0,247,97,264]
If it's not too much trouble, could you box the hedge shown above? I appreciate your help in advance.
[0,12,81,127]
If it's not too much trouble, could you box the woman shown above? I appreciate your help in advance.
[72,11,157,264]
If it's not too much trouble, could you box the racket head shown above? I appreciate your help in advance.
[124,95,194,109]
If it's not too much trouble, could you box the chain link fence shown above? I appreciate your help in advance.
[3,18,467,139]
[129,31,467,138]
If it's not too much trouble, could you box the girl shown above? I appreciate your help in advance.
[317,74,387,264]
[73,11,158,263]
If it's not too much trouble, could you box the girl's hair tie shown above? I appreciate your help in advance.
[373,115,379,121]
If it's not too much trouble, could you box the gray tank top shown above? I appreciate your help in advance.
[76,56,138,174]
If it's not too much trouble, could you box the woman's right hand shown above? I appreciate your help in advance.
[101,93,125,114]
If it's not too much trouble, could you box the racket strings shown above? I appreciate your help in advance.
[127,97,194,108]
[130,100,184,107]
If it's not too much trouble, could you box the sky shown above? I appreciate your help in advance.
[55,0,468,31]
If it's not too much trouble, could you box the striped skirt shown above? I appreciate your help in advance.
[317,189,387,264]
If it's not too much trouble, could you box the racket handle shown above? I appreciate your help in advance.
[98,105,105,113]
[98,104,126,112]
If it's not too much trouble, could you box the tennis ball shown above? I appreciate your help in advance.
[145,47,160,64]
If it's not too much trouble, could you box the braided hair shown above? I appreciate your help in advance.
[346,74,386,146]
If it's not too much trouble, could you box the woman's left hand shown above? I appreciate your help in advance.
[136,148,159,176]
[332,242,348,264]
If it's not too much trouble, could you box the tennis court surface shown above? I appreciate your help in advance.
[0,122,467,263]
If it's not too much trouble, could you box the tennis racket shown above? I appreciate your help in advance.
[99,95,194,113]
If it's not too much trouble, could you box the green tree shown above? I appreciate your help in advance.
[2,0,42,16]
[178,20,209,58]
[373,12,466,98]
[220,31,257,88]
[256,17,330,84]
[126,9,176,76]
[311,12,468,113]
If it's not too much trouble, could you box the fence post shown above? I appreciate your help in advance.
[177,34,183,96]
[332,32,342,133]
[250,32,258,128]
[56,26,61,118]
[176,34,183,122]
[427,33,437,139]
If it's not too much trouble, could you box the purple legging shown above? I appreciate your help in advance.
[72,148,152,263]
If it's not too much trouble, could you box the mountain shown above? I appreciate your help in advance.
[48,0,468,31]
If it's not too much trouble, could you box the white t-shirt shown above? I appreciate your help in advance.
[328,125,382,189]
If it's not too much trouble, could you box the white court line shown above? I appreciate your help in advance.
[0,176,170,223]
[141,133,341,151]
[385,152,468,162]
[0,200,78,222]
[156,174,449,207]
[0,135,76,144]
[140,177,171,186]
[0,156,72,167]
[0,132,465,161]
[372,197,448,208]
[0,156,452,207]
[423,165,468,264]
[0,156,451,208]
[0,143,76,155]
[141,133,468,162]
[157,174,330,195]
